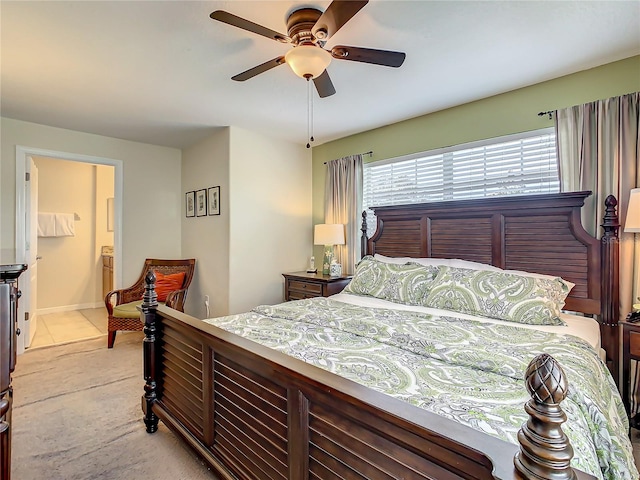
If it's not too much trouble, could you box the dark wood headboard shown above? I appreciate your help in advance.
[362,191,621,381]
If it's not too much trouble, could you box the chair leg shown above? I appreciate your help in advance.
[108,331,116,348]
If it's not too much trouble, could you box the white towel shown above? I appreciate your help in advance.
[37,213,57,237]
[55,213,75,236]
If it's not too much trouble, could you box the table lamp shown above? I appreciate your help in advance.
[625,188,640,312]
[314,224,345,275]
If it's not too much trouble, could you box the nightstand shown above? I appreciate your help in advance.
[622,314,640,416]
[282,272,352,301]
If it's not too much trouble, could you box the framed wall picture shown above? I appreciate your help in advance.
[196,189,207,217]
[186,191,195,218]
[208,186,220,216]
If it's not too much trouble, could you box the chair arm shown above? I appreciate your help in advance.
[104,290,121,315]
[105,285,146,315]
[165,289,188,312]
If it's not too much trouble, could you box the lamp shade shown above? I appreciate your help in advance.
[625,188,640,233]
[314,224,345,246]
[285,45,331,79]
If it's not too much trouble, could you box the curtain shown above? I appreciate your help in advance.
[556,92,640,416]
[324,154,364,274]
[556,92,640,315]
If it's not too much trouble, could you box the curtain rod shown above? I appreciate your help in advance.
[324,150,373,164]
[538,110,554,119]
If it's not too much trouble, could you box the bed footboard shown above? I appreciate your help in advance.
[141,275,594,480]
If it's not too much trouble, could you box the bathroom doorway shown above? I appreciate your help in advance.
[15,146,123,353]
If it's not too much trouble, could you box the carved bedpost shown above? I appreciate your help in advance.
[600,195,620,383]
[514,354,576,480]
[142,270,159,434]
[361,210,368,259]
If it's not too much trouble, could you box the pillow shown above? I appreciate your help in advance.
[373,254,574,291]
[373,254,450,267]
[499,268,575,293]
[373,254,501,271]
[154,270,186,302]
[344,256,440,305]
[424,266,570,326]
[447,259,501,272]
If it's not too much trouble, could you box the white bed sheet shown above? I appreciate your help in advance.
[329,292,602,353]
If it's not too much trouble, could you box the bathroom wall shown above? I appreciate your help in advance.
[35,156,114,312]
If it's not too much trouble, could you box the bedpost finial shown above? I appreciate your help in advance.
[142,270,158,310]
[515,353,575,480]
[524,353,568,405]
[602,194,620,232]
[361,210,368,260]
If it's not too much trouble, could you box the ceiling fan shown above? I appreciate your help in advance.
[210,0,406,98]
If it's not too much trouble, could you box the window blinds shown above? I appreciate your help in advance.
[363,129,559,210]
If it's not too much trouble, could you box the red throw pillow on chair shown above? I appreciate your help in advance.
[153,271,186,302]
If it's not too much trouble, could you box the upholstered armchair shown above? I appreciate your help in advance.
[105,258,195,348]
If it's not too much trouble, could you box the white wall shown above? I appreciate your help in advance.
[34,157,98,309]
[1,118,311,318]
[181,126,312,317]
[228,127,312,314]
[0,118,182,286]
[181,128,230,318]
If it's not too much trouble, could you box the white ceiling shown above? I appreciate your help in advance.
[2,1,639,150]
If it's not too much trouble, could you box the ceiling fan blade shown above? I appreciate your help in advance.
[313,70,336,98]
[210,11,290,43]
[311,1,368,41]
[331,46,406,67]
[231,56,286,82]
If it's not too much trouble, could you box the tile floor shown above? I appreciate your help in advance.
[29,307,108,349]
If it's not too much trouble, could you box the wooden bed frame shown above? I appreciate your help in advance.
[141,191,619,480]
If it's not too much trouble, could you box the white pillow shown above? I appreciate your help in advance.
[374,254,499,270]
[447,259,501,271]
[373,254,449,267]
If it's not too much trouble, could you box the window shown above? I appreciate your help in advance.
[363,128,559,212]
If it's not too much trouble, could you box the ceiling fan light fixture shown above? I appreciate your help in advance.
[285,45,331,79]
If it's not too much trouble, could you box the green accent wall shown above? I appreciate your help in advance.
[311,55,640,260]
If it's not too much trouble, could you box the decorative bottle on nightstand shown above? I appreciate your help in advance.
[330,260,342,277]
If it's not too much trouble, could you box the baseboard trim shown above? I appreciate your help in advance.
[38,302,104,315]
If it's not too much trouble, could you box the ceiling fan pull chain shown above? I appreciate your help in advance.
[306,77,312,148]
[310,77,314,145]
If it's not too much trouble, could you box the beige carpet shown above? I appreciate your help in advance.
[11,333,215,480]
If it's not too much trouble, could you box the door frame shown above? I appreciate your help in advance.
[15,146,123,352]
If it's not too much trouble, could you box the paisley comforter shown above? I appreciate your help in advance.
[204,297,638,480]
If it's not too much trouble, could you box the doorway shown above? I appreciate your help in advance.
[15,146,123,354]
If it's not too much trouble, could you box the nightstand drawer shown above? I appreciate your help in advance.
[288,291,318,301]
[629,331,640,357]
[282,272,352,302]
[288,280,322,295]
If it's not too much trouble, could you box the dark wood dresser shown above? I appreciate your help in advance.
[1,264,27,480]
[282,271,352,301]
